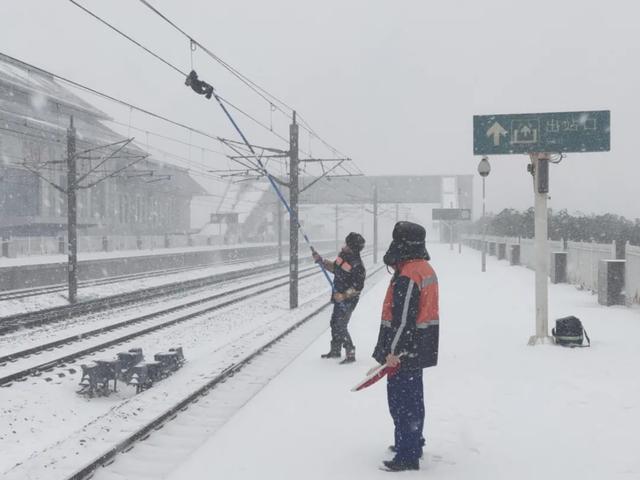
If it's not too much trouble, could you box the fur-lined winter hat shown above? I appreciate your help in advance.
[383,221,430,266]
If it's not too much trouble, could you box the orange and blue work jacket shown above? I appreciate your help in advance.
[332,251,365,298]
[373,258,439,370]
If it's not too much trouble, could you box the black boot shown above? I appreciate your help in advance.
[339,349,356,364]
[321,350,341,359]
[381,459,419,472]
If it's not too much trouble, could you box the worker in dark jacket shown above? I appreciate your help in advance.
[373,221,439,472]
[313,232,366,364]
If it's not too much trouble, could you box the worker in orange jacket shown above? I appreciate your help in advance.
[313,232,366,363]
[373,221,439,472]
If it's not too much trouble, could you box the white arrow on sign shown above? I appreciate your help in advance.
[486,122,508,146]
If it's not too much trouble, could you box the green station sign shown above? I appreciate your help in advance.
[473,110,610,155]
[432,208,471,221]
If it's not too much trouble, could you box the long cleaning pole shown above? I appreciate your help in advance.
[210,91,334,290]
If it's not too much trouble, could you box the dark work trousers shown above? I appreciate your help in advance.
[329,297,358,354]
[387,368,425,462]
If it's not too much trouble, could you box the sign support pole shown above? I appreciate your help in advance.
[473,110,611,346]
[481,176,487,272]
[529,153,553,345]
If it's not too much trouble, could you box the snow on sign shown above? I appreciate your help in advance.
[432,208,471,221]
[473,110,611,155]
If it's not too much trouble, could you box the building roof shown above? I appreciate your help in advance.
[0,53,108,119]
[0,53,206,198]
[214,181,271,224]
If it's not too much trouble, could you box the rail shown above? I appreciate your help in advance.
[0,265,323,387]
[63,264,385,480]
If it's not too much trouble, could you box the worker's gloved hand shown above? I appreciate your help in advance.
[385,353,401,368]
[333,292,345,303]
[312,251,322,263]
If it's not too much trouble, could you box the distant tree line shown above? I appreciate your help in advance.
[469,208,640,247]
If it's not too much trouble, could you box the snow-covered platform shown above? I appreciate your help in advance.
[165,243,640,480]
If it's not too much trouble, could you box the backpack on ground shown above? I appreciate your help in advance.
[552,316,590,348]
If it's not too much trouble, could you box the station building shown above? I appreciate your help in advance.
[0,53,205,245]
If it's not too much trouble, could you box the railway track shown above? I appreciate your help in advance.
[0,250,373,386]
[0,250,340,335]
[0,264,325,387]
[0,254,275,302]
[64,264,385,480]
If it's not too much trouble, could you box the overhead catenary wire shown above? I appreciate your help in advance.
[0,52,238,156]
[0,103,275,197]
[0,115,265,199]
[65,0,357,176]
[206,86,334,289]
[133,0,351,164]
[66,0,291,149]
[136,0,295,117]
[68,0,185,77]
[57,3,353,286]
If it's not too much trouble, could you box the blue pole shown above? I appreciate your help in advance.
[211,91,334,291]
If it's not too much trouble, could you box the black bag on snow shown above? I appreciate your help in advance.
[552,316,590,347]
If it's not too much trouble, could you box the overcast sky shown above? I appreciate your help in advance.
[1,0,638,220]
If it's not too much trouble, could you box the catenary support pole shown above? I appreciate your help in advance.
[289,112,299,309]
[529,153,553,345]
[210,93,334,306]
[277,202,283,263]
[449,202,454,250]
[449,222,454,251]
[335,204,339,253]
[66,116,78,304]
[457,187,462,253]
[373,184,378,264]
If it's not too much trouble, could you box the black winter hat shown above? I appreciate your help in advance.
[345,232,365,253]
[383,221,430,266]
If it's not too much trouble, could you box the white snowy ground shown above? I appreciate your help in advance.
[0,256,279,316]
[167,243,640,480]
[0,246,338,317]
[0,255,377,478]
[0,268,333,475]
[0,242,282,267]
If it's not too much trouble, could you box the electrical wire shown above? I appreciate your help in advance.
[133,0,353,166]
[108,120,228,159]
[136,0,295,117]
[68,0,186,77]
[0,117,266,204]
[0,52,233,149]
[66,1,291,148]
[1,116,349,199]
[66,0,358,178]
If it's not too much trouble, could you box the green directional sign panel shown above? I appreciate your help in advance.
[473,110,610,155]
[432,208,472,221]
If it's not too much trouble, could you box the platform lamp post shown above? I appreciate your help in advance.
[478,156,491,272]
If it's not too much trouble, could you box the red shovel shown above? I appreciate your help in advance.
[351,354,404,392]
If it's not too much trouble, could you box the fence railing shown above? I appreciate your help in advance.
[625,243,640,305]
[1,233,227,258]
[518,238,565,270]
[566,240,616,292]
[462,234,617,294]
